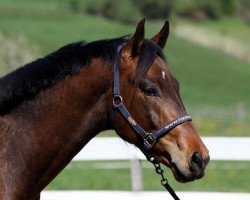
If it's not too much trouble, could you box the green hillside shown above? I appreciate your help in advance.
[0,0,249,136]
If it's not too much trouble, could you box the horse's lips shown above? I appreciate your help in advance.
[161,156,171,167]
[171,163,205,183]
[171,163,192,182]
[158,156,189,182]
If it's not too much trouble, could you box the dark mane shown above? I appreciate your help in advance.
[0,37,164,115]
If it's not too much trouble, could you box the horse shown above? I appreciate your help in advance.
[0,19,209,200]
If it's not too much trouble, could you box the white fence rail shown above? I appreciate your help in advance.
[42,137,250,200]
[41,191,250,200]
[73,137,250,161]
[72,137,250,191]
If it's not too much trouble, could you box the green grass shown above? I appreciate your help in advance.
[183,17,250,45]
[0,11,132,54]
[167,37,250,108]
[0,0,137,54]
[0,0,249,108]
[46,160,250,192]
[0,0,250,136]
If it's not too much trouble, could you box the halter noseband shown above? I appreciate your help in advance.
[112,44,192,150]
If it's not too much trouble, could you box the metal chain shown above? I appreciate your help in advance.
[150,158,180,200]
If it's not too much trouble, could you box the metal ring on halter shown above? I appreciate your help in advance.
[113,95,123,107]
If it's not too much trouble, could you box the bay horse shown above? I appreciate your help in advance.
[0,19,209,200]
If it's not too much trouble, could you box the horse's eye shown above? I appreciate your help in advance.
[144,87,157,96]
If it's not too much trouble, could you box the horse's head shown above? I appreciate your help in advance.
[112,19,209,183]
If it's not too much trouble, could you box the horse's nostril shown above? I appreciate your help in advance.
[191,152,203,169]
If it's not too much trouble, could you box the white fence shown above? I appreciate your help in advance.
[73,137,250,161]
[41,137,250,200]
[41,191,250,200]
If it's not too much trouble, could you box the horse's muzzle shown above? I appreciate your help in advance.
[171,152,210,183]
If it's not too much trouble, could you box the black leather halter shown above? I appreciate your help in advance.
[112,44,192,150]
[112,44,190,200]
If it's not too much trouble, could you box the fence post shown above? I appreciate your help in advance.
[236,103,246,123]
[130,159,143,191]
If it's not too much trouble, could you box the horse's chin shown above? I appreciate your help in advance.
[171,163,200,183]
[158,156,204,183]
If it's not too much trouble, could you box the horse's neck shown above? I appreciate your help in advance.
[20,58,112,142]
[0,59,113,193]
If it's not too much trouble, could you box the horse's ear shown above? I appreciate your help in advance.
[122,19,145,57]
[151,21,169,49]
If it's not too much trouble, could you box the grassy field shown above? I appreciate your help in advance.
[46,160,250,192]
[184,18,250,45]
[0,0,249,109]
[0,0,250,193]
[1,2,249,136]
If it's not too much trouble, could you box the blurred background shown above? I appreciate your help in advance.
[0,0,249,193]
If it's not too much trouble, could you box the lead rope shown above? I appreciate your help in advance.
[150,157,180,200]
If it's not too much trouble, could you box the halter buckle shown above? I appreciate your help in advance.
[144,133,156,149]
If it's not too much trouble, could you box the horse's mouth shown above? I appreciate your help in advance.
[159,156,205,183]
[171,164,195,182]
